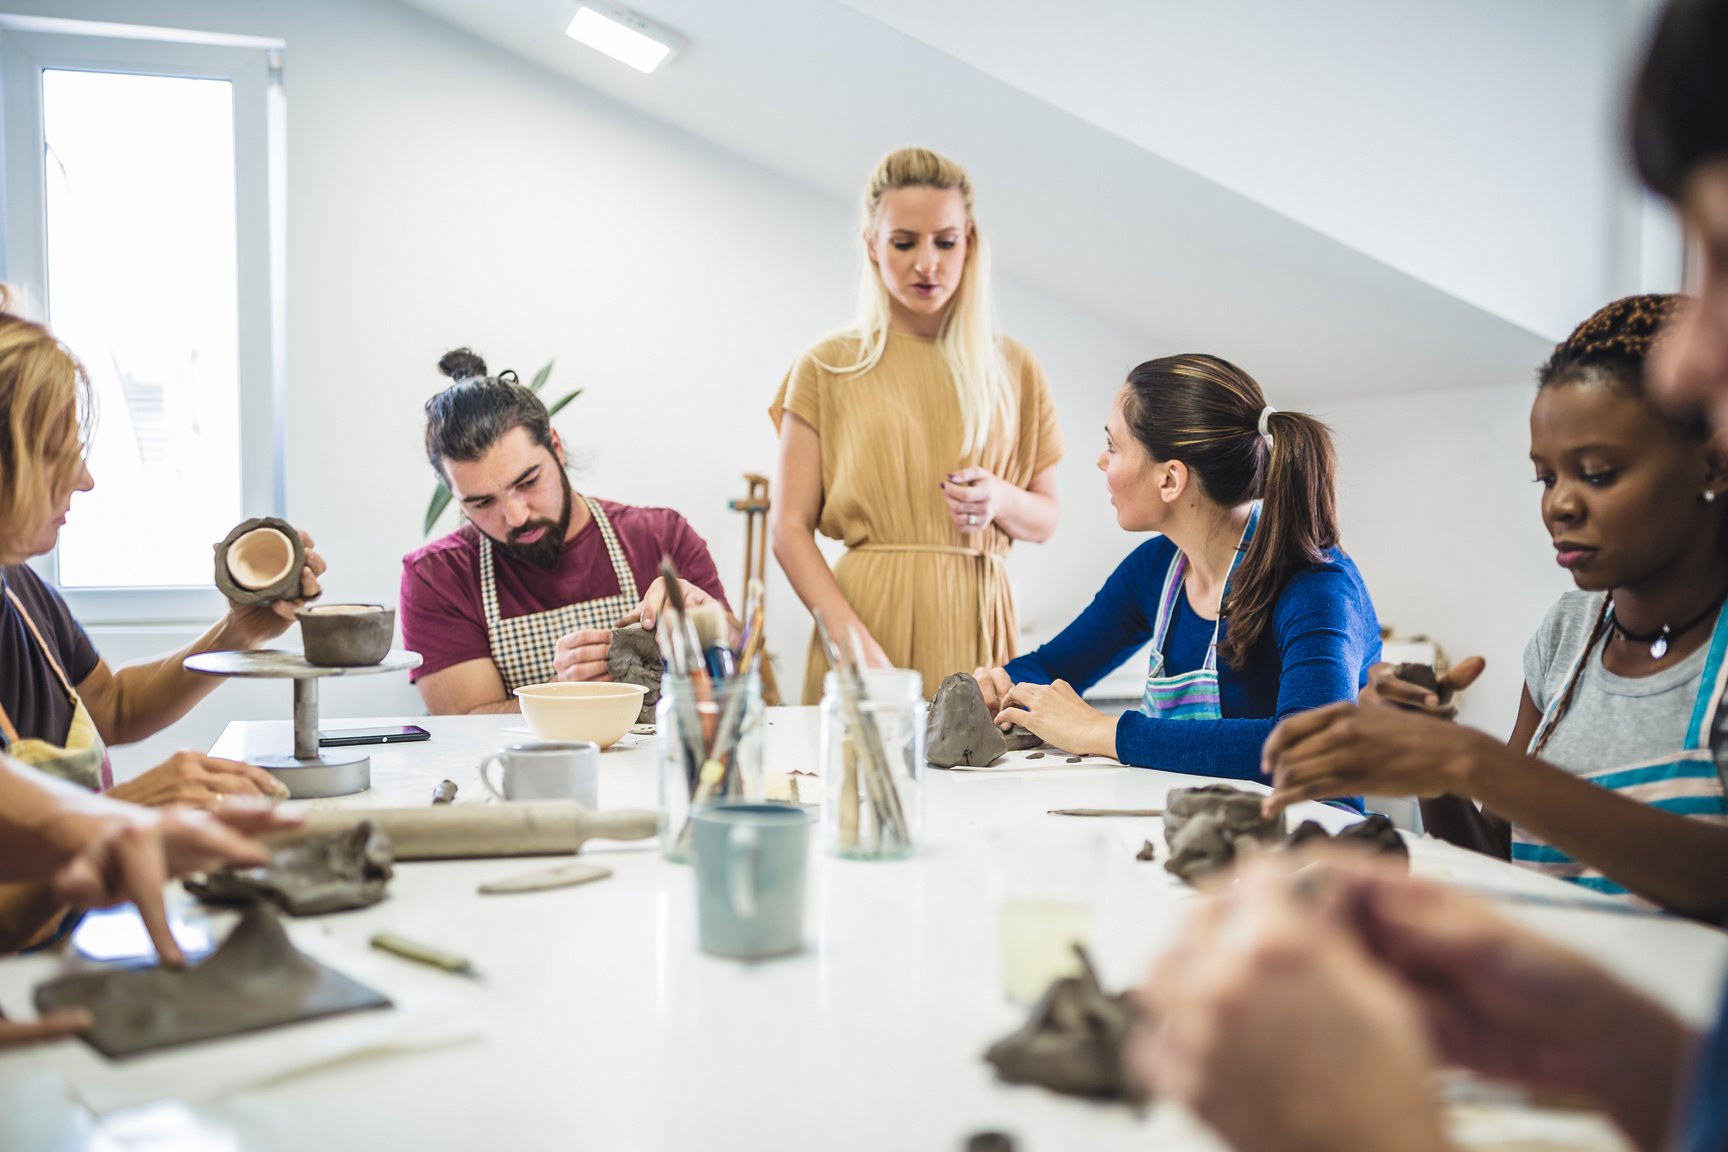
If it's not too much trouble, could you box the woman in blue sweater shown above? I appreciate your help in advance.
[983,354,1380,781]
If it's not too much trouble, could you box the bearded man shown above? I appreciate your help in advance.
[401,349,727,714]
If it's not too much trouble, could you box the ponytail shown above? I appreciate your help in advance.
[1223,408,1338,667]
[1120,355,1338,670]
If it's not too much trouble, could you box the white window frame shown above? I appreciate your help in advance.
[0,15,286,625]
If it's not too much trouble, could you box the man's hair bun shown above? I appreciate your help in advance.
[438,347,488,381]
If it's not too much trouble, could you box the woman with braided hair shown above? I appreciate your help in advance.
[976,354,1381,784]
[1264,294,1728,919]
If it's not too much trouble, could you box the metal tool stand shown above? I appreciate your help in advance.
[183,649,423,798]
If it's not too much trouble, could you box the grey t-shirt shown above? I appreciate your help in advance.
[1523,589,1711,776]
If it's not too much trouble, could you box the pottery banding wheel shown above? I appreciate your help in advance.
[183,649,423,799]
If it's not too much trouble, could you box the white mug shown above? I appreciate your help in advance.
[481,740,599,806]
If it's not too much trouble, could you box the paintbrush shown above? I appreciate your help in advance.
[658,558,713,786]
[813,611,907,849]
[691,602,734,682]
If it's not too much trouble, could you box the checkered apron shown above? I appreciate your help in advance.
[479,495,641,693]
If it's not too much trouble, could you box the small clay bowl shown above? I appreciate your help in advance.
[215,517,305,606]
[514,682,648,750]
[297,604,395,667]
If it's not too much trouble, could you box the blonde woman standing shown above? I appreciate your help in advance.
[770,147,1063,702]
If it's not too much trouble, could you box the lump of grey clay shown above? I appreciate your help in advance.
[1392,662,1460,718]
[188,822,393,916]
[34,905,390,1059]
[1335,813,1409,864]
[1281,814,1409,869]
[1285,820,1334,850]
[1135,840,1157,862]
[1391,662,1450,704]
[926,674,1043,768]
[1163,784,1287,884]
[607,623,663,724]
[983,946,1145,1103]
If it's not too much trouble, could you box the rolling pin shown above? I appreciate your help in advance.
[265,802,658,860]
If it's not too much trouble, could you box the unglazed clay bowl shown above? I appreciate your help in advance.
[514,682,648,750]
[297,604,395,667]
[215,517,305,606]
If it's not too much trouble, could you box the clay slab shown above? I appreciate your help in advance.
[34,907,390,1060]
[187,823,393,915]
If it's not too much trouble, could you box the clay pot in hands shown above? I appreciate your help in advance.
[215,517,306,606]
[297,604,395,667]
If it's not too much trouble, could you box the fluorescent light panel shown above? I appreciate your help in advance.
[566,5,679,74]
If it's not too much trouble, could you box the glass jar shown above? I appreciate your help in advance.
[820,668,925,860]
[657,670,765,861]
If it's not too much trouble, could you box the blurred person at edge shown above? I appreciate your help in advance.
[0,296,320,951]
[1129,6,1728,1151]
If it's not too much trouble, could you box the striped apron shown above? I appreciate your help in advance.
[479,495,641,694]
[0,586,111,792]
[1140,505,1258,721]
[1513,596,1728,895]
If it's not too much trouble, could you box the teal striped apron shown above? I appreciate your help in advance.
[1139,505,1258,721]
[1514,596,1728,895]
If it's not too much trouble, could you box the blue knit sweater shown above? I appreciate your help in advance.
[1005,535,1381,785]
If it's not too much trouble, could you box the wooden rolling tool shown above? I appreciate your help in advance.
[268,802,657,860]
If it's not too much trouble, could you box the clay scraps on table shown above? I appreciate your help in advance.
[188,822,393,916]
[1162,785,1288,884]
[607,623,664,724]
[1162,786,1411,885]
[34,905,390,1059]
[925,673,1042,768]
[983,946,1145,1104]
[1134,840,1157,862]
[1285,814,1410,866]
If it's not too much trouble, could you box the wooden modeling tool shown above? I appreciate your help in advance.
[477,861,612,895]
[370,932,481,980]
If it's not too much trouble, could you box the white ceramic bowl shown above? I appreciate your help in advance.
[514,682,649,749]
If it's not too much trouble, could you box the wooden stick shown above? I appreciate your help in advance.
[1047,807,1166,818]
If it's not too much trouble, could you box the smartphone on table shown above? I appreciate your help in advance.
[317,725,431,747]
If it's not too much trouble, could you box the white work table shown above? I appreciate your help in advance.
[2,708,1725,1152]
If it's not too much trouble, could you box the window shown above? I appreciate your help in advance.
[1,17,285,623]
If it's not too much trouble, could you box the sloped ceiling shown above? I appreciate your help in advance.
[394,0,1560,403]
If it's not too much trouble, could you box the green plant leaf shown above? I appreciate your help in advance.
[424,484,453,537]
[527,359,554,394]
[546,388,583,418]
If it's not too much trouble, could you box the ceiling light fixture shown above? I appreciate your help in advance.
[565,3,683,74]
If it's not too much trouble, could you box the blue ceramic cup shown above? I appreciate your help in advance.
[691,803,813,959]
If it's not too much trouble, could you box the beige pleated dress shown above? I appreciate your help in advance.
[771,330,1064,703]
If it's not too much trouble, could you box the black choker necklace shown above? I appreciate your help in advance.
[1611,586,1728,660]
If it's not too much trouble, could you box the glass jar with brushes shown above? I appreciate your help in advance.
[819,667,925,860]
[657,670,766,861]
[654,564,771,860]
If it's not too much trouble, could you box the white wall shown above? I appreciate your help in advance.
[843,0,1649,343]
[12,0,1591,782]
[11,0,1156,775]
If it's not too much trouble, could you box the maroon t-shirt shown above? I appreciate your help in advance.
[399,499,728,682]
